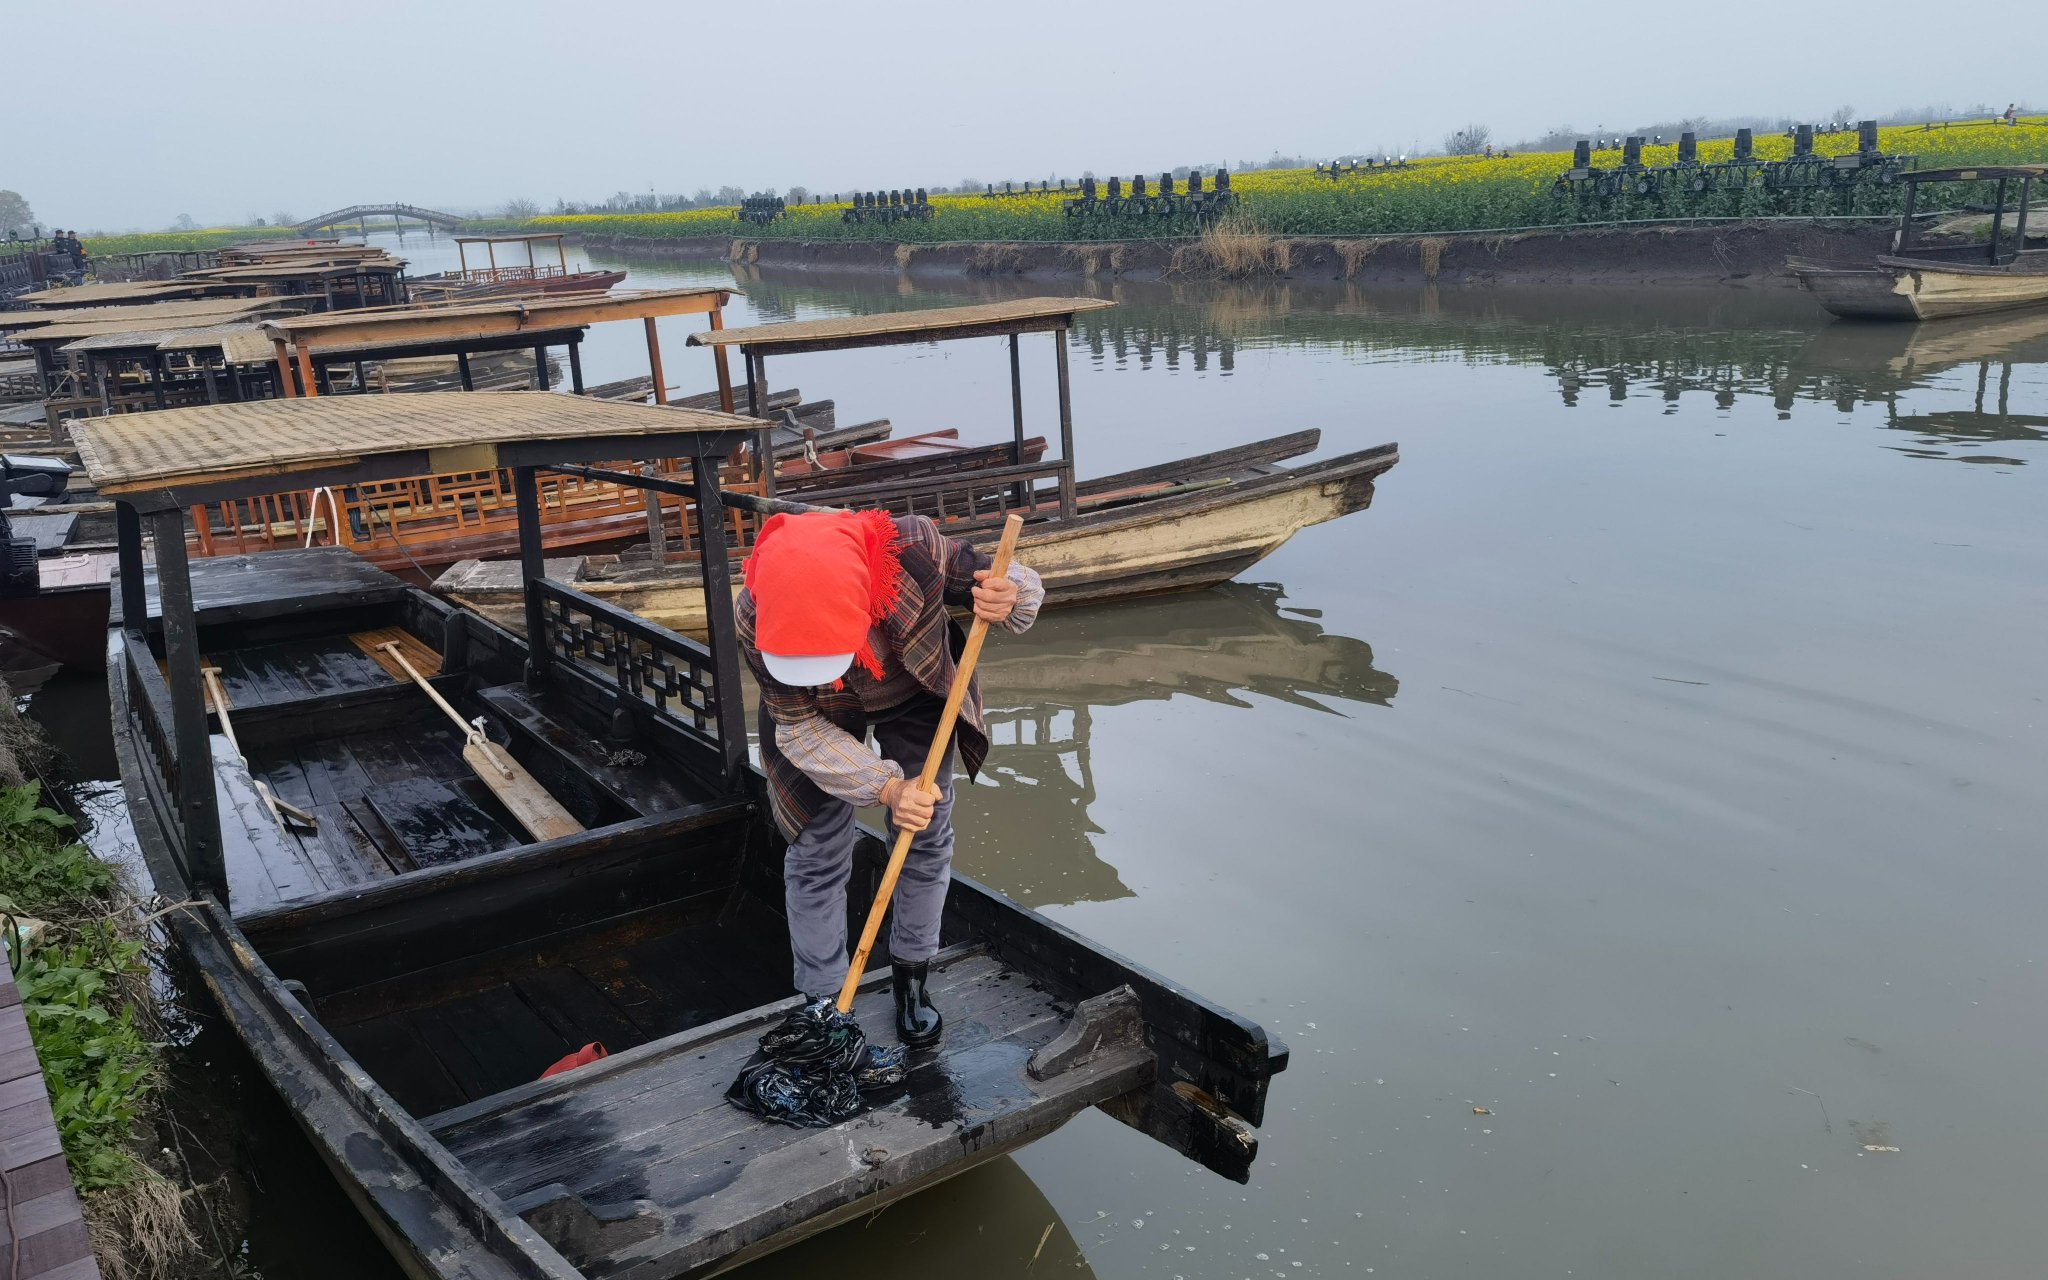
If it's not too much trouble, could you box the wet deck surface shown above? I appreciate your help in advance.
[222,717,528,911]
[426,949,1151,1278]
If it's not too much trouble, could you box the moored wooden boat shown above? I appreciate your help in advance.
[84,393,1287,1280]
[406,233,628,302]
[438,429,1397,633]
[437,297,1400,633]
[0,455,116,676]
[1790,165,2048,321]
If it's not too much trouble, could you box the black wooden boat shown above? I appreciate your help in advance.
[82,393,1286,1280]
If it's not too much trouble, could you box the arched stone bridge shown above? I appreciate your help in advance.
[295,204,470,233]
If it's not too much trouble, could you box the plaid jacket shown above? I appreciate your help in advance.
[738,514,995,839]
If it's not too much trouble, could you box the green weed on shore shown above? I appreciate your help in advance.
[0,783,157,1191]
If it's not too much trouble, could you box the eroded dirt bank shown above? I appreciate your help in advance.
[573,221,1892,287]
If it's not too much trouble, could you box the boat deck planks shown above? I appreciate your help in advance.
[428,949,1149,1276]
[221,710,527,911]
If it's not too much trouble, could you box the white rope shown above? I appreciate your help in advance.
[304,485,340,548]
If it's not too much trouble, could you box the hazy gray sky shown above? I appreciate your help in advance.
[16,0,2036,230]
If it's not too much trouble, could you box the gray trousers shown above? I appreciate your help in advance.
[784,696,956,998]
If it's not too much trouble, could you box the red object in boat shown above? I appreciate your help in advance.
[540,1042,609,1078]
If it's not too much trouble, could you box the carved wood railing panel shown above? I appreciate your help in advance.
[534,579,725,754]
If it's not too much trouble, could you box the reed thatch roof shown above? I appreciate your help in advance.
[73,391,752,495]
[23,301,296,344]
[0,296,291,333]
[262,287,733,350]
[11,281,212,307]
[60,323,275,364]
[686,297,1116,353]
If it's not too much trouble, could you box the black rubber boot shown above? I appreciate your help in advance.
[892,957,943,1048]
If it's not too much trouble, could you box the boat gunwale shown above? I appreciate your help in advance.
[107,638,584,1280]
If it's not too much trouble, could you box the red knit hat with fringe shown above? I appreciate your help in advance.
[744,509,903,687]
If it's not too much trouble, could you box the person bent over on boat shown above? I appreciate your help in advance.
[737,509,1042,1046]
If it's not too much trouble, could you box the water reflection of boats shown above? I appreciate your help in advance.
[1796,312,2048,463]
[967,584,1396,907]
[679,257,2048,463]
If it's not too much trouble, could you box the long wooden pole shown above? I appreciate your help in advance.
[836,513,1024,1013]
[201,667,316,832]
[378,642,583,842]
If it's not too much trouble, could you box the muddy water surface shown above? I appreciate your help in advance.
[32,231,2048,1279]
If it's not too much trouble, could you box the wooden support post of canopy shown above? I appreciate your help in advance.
[643,318,668,406]
[1053,325,1077,518]
[707,307,734,413]
[1008,333,1027,466]
[272,337,296,398]
[150,507,228,901]
[295,341,319,399]
[690,451,749,789]
[513,465,549,690]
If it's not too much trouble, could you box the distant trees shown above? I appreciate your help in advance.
[0,190,32,234]
[501,197,540,220]
[785,186,809,206]
[172,213,197,231]
[1443,124,1493,155]
[714,185,745,205]
[272,211,295,227]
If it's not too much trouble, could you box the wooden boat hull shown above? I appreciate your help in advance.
[1790,254,2048,321]
[439,444,1399,636]
[0,554,115,673]
[106,548,1287,1280]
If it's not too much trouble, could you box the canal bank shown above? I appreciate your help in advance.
[568,219,1895,286]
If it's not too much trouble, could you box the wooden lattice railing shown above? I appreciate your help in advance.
[535,579,726,756]
[188,460,765,563]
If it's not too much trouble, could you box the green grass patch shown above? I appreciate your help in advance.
[0,783,158,1191]
[80,225,303,257]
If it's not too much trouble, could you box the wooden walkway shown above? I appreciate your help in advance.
[0,963,99,1279]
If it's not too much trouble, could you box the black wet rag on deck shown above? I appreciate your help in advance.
[726,999,907,1127]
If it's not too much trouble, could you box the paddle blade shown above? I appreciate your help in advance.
[462,739,583,842]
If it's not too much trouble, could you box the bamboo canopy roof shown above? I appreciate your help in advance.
[687,297,1117,355]
[21,302,297,345]
[0,296,293,333]
[59,322,273,364]
[452,232,567,243]
[189,261,405,281]
[11,280,213,307]
[262,287,734,352]
[219,241,368,260]
[74,391,755,497]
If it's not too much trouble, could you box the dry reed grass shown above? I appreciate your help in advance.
[1417,237,1448,280]
[1337,239,1379,278]
[87,1169,203,1280]
[893,244,915,270]
[1173,213,1289,279]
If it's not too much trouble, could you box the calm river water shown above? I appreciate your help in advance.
[30,231,2048,1279]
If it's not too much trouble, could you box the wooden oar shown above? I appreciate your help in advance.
[376,642,584,843]
[836,512,1024,1013]
[200,667,317,833]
